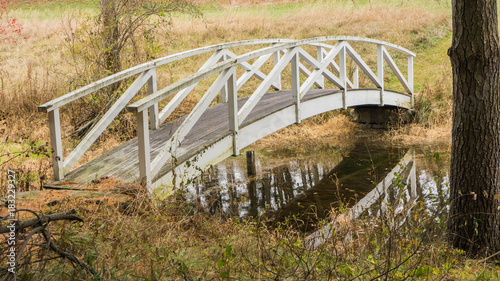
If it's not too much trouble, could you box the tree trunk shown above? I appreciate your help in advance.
[101,0,120,74]
[448,0,500,256]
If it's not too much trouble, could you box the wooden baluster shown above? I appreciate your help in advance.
[220,53,229,103]
[291,50,301,124]
[316,46,325,89]
[137,109,151,187]
[228,67,239,156]
[147,68,159,130]
[377,44,385,106]
[273,48,282,90]
[48,109,64,180]
[339,44,347,109]
[408,55,414,106]
[353,65,359,89]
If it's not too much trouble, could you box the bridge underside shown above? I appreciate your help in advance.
[47,88,411,195]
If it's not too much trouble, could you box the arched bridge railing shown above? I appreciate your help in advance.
[39,36,415,189]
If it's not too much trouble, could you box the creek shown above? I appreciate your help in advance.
[183,130,450,230]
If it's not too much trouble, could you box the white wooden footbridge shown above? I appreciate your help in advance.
[39,37,415,196]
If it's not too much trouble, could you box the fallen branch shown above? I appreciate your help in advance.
[0,209,83,234]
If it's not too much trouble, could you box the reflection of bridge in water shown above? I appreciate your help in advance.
[185,139,415,220]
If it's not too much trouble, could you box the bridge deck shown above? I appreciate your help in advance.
[48,88,406,188]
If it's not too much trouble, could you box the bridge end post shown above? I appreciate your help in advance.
[137,109,151,187]
[377,44,385,107]
[228,67,240,156]
[48,109,64,181]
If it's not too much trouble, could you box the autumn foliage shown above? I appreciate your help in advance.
[0,1,25,43]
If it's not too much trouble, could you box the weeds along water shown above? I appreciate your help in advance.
[4,134,493,280]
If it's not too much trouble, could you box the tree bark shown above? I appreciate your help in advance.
[448,0,500,256]
[101,0,121,74]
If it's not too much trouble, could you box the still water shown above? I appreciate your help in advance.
[183,133,450,228]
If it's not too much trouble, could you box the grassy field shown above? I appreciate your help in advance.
[2,0,497,280]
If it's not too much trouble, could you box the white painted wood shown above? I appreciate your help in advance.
[150,88,412,190]
[63,69,153,174]
[39,37,413,113]
[137,109,151,187]
[174,69,234,145]
[408,55,414,106]
[219,53,229,103]
[339,45,347,109]
[236,53,273,90]
[273,48,282,90]
[238,48,298,125]
[298,44,345,99]
[150,135,234,192]
[291,51,301,124]
[316,46,325,89]
[344,43,381,87]
[225,50,280,91]
[37,40,288,113]
[353,65,359,88]
[147,68,159,130]
[41,36,417,184]
[130,37,415,113]
[327,60,354,88]
[382,48,411,94]
[227,67,239,155]
[158,49,228,124]
[49,109,64,181]
[297,61,323,88]
[150,68,233,178]
[377,44,385,106]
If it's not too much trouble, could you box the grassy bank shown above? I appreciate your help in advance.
[0,0,485,279]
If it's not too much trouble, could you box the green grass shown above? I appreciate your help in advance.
[10,0,100,20]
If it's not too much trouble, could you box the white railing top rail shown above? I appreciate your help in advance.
[38,39,294,113]
[127,36,415,113]
[38,36,414,113]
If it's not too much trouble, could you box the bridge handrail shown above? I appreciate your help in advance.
[127,36,415,113]
[37,39,299,113]
[38,35,415,187]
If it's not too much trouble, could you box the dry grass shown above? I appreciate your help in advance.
[253,113,361,153]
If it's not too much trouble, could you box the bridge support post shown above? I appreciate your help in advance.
[291,51,301,124]
[377,44,385,107]
[228,67,239,156]
[147,68,159,130]
[137,110,151,187]
[48,109,64,181]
